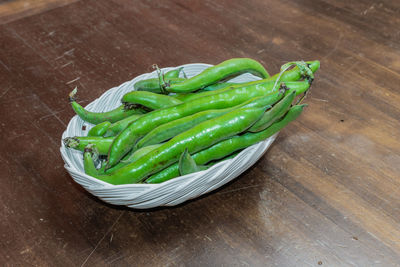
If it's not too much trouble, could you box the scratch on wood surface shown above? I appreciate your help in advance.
[60,61,73,69]
[66,77,80,85]
[0,59,11,72]
[9,29,50,65]
[0,93,37,104]
[311,97,328,102]
[355,54,400,79]
[216,184,264,195]
[34,94,67,127]
[0,87,11,99]
[78,80,88,90]
[362,4,375,15]
[329,109,347,116]
[30,121,59,147]
[8,132,25,141]
[55,48,75,60]
[18,237,44,256]
[322,33,343,61]
[106,253,125,265]
[20,247,32,255]
[37,107,68,122]
[80,211,125,267]
[346,61,360,73]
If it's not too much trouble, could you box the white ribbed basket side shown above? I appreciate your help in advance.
[60,63,278,209]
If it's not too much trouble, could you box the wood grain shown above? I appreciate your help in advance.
[0,0,399,266]
[0,0,78,24]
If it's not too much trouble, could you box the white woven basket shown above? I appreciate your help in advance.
[60,63,278,209]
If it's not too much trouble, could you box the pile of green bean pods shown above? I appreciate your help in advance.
[64,58,320,185]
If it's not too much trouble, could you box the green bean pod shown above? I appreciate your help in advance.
[178,149,208,176]
[63,136,114,155]
[103,114,142,137]
[206,151,240,165]
[134,78,185,93]
[171,80,265,102]
[121,91,182,110]
[88,121,111,136]
[202,60,318,93]
[164,67,185,79]
[135,108,233,149]
[122,144,163,163]
[84,145,99,178]
[106,80,310,168]
[146,104,306,183]
[133,67,186,93]
[172,82,242,102]
[248,90,296,132]
[69,89,145,124]
[98,144,162,174]
[171,82,238,101]
[178,151,241,176]
[135,93,277,149]
[171,60,319,103]
[133,67,185,94]
[269,60,319,82]
[163,58,269,93]
[89,105,269,184]
[107,81,288,168]
[201,82,238,91]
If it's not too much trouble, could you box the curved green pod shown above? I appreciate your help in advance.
[146,104,306,183]
[122,91,182,110]
[133,67,186,93]
[88,121,111,137]
[103,114,142,137]
[134,77,186,93]
[178,149,208,176]
[135,92,277,149]
[164,67,185,79]
[69,88,145,124]
[97,144,163,174]
[178,151,240,177]
[84,146,99,178]
[248,90,296,132]
[171,60,320,103]
[163,58,270,93]
[63,136,114,155]
[87,105,269,184]
[106,80,310,168]
[135,108,233,149]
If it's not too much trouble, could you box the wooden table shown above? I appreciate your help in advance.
[1,0,399,266]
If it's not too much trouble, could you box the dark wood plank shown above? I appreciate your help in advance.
[0,0,399,266]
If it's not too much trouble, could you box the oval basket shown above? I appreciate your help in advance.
[60,63,278,209]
